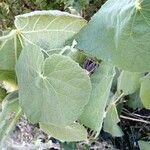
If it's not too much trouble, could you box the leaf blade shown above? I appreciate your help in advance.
[16,44,91,126]
[0,91,21,144]
[117,71,143,95]
[79,62,115,131]
[76,0,150,72]
[140,74,150,109]
[40,122,87,142]
[15,10,86,54]
[103,104,123,137]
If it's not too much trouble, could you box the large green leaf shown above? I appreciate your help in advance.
[117,71,143,95]
[40,122,87,142]
[103,104,123,137]
[140,74,150,109]
[16,44,91,126]
[79,62,115,131]
[15,10,86,55]
[76,0,150,72]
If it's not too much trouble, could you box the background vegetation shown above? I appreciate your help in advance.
[0,0,106,29]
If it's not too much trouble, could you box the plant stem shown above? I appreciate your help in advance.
[120,115,150,124]
[113,92,124,104]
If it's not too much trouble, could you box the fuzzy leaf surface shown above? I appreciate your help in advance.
[16,44,91,126]
[0,30,21,82]
[103,104,123,137]
[79,62,115,131]
[76,0,150,72]
[40,122,87,142]
[140,74,150,109]
[127,91,144,110]
[117,71,143,95]
[0,91,20,141]
[15,10,86,55]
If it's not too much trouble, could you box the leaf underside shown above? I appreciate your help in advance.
[76,0,150,72]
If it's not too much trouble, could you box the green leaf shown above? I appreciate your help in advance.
[0,30,21,83]
[79,62,115,131]
[0,87,7,103]
[0,91,21,143]
[16,44,91,126]
[1,91,19,115]
[68,48,86,65]
[15,10,86,55]
[117,71,143,95]
[0,70,16,83]
[0,30,10,37]
[138,140,150,150]
[0,30,21,71]
[103,104,123,137]
[40,122,87,142]
[127,91,144,110]
[76,0,150,72]
[140,74,150,109]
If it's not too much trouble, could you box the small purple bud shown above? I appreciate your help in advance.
[83,58,99,74]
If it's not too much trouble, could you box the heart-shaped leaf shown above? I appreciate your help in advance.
[16,44,91,126]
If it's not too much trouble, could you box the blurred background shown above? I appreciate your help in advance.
[0,0,106,30]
